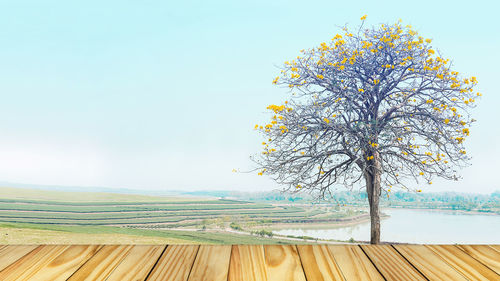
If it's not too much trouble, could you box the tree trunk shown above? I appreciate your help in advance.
[365,152,382,244]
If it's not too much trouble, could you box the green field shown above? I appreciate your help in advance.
[0,222,306,244]
[0,186,364,244]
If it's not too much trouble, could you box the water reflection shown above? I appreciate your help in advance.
[274,208,500,243]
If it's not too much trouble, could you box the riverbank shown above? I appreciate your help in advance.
[262,212,390,230]
[274,208,500,244]
[382,206,500,216]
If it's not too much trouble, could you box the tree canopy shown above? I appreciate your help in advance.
[253,17,480,199]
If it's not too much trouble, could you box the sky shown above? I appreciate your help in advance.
[0,0,499,194]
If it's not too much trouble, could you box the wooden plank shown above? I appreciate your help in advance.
[361,245,426,281]
[0,245,69,281]
[188,245,232,281]
[1,244,499,281]
[28,245,101,281]
[296,245,344,281]
[489,244,500,253]
[228,245,267,281]
[146,245,199,281]
[457,245,500,275]
[106,245,165,281]
[264,245,306,281]
[394,245,468,281]
[426,245,500,281]
[0,245,38,272]
[67,245,133,281]
[327,245,384,281]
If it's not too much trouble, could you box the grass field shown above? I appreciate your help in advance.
[0,187,365,244]
[0,186,184,202]
[0,221,310,244]
[0,226,194,244]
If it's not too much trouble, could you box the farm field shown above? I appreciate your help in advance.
[0,187,365,244]
[0,222,307,244]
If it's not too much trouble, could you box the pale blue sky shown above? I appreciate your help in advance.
[0,0,499,193]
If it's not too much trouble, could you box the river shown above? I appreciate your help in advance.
[274,208,500,244]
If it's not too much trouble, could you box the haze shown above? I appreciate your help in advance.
[0,0,499,193]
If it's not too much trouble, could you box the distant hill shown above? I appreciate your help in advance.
[0,181,498,213]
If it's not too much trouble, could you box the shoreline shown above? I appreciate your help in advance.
[266,206,499,231]
[264,213,389,230]
[382,206,500,216]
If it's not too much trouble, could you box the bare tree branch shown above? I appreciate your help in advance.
[253,19,480,199]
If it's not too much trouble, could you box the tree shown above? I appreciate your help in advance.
[253,16,480,244]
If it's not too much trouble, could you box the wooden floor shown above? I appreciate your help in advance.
[0,245,499,280]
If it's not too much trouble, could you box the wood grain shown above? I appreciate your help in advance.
[394,245,468,281]
[30,245,101,281]
[0,245,69,281]
[67,245,133,281]
[264,245,306,281]
[146,245,199,281]
[361,245,426,281]
[327,245,384,281]
[0,245,37,272]
[426,245,500,281]
[0,244,498,281]
[188,245,232,281]
[296,245,344,281]
[106,245,165,281]
[489,244,500,253]
[228,245,267,281]
[457,245,500,274]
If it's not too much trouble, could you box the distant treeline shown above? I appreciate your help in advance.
[201,190,500,214]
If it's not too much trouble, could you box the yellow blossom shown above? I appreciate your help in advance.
[267,104,285,113]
